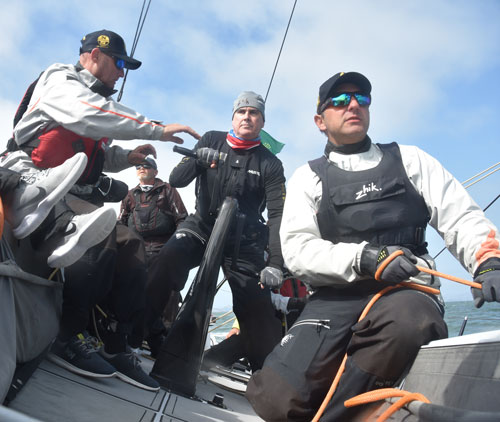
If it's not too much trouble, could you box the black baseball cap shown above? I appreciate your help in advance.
[317,72,371,113]
[80,30,142,70]
[139,157,157,169]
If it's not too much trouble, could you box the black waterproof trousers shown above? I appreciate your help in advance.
[147,230,282,371]
[246,285,448,421]
[59,196,147,353]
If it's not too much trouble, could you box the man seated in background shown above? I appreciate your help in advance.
[119,156,187,357]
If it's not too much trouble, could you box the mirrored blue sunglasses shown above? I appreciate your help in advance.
[101,51,126,70]
[329,92,371,107]
[111,56,126,70]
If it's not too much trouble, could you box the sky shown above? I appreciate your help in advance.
[0,0,499,312]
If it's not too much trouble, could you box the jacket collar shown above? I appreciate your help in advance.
[75,61,117,98]
[133,178,165,193]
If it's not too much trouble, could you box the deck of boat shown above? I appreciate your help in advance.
[5,355,262,422]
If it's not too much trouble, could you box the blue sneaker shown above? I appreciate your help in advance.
[101,347,160,391]
[48,332,116,378]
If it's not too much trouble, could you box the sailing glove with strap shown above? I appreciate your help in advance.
[259,266,284,289]
[471,257,500,308]
[196,147,220,168]
[360,244,419,284]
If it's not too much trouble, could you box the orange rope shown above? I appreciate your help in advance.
[374,250,481,290]
[311,353,348,422]
[311,285,401,422]
[311,261,478,421]
[312,281,439,421]
[416,265,481,289]
[344,388,430,422]
[344,387,408,406]
[377,392,430,421]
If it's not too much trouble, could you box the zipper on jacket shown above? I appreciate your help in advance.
[289,319,331,333]
[177,228,207,245]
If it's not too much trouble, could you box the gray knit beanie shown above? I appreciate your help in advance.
[232,91,265,120]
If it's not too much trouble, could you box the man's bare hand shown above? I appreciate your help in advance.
[128,144,157,165]
[225,327,240,339]
[160,124,201,144]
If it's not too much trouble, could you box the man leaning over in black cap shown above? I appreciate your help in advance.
[247,71,500,420]
[3,29,201,392]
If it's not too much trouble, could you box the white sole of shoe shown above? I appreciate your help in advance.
[115,371,161,392]
[47,207,116,268]
[47,353,116,378]
[12,153,88,239]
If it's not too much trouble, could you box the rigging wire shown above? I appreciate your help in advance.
[464,165,500,189]
[264,0,298,103]
[461,161,500,186]
[117,0,153,102]
[433,161,500,260]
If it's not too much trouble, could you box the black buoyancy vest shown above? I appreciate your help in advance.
[309,142,429,254]
[128,187,176,238]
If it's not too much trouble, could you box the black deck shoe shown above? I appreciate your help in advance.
[101,347,160,391]
[47,332,116,378]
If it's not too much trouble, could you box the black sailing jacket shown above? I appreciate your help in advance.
[169,130,286,269]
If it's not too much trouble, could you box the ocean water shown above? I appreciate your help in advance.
[443,300,500,337]
[212,301,500,340]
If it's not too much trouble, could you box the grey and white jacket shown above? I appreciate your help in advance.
[280,142,499,289]
[13,62,165,173]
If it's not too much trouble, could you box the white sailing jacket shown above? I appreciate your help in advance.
[280,142,500,288]
[13,63,165,172]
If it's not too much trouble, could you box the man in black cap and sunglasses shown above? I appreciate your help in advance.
[119,157,187,356]
[247,71,500,420]
[5,29,201,391]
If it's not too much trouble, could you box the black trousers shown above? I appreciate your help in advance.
[99,223,147,352]
[246,286,448,421]
[147,230,282,371]
[203,333,246,368]
[60,196,147,353]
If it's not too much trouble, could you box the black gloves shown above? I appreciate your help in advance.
[360,244,419,284]
[196,147,220,168]
[259,266,284,289]
[472,257,500,308]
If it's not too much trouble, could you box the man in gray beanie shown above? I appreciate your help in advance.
[233,91,266,120]
[147,91,286,378]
